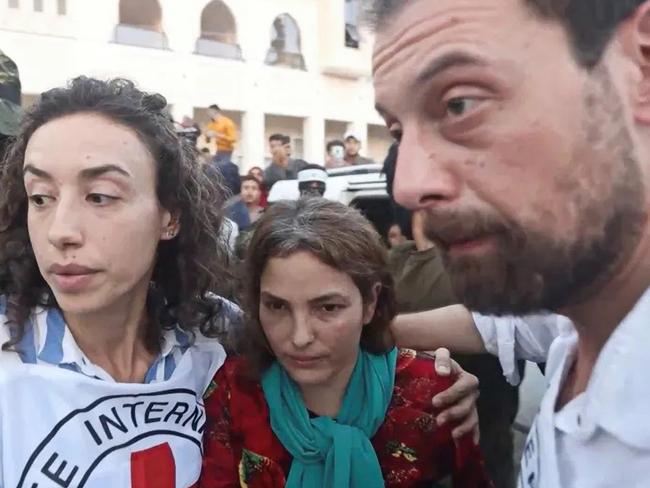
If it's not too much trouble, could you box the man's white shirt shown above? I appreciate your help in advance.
[473,288,650,488]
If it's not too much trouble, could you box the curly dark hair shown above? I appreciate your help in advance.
[0,77,233,352]
[368,0,645,68]
[240,198,396,378]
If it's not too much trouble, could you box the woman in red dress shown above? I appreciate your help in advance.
[201,198,493,488]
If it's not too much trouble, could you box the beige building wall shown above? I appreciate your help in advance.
[0,0,391,170]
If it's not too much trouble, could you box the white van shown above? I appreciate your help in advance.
[267,164,393,238]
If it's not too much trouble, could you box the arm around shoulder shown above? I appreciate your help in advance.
[391,305,487,354]
[473,312,569,384]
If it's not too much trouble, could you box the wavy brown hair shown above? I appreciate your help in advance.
[240,198,396,377]
[0,77,233,352]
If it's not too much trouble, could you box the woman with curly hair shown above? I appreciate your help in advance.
[0,77,238,487]
[200,198,493,488]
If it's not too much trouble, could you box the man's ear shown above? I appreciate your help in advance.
[624,1,650,124]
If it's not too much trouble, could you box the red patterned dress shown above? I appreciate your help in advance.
[200,349,494,488]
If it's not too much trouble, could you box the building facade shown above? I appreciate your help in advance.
[0,0,392,170]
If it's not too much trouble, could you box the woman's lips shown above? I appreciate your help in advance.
[50,270,100,293]
[286,355,325,368]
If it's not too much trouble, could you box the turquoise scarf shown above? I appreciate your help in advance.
[261,348,398,488]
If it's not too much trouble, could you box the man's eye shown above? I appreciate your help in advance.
[445,97,479,117]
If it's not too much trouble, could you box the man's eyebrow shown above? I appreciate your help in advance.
[415,51,488,85]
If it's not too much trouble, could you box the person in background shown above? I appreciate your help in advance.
[248,166,268,207]
[264,133,292,190]
[281,134,293,159]
[200,198,493,488]
[382,143,412,245]
[213,156,241,198]
[343,131,375,166]
[290,158,309,175]
[387,223,407,248]
[283,135,308,175]
[248,166,264,182]
[297,164,328,197]
[205,104,237,163]
[175,115,201,146]
[0,49,22,155]
[199,147,213,166]
[240,175,264,225]
[325,139,346,169]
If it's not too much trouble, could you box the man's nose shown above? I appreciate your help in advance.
[393,131,462,210]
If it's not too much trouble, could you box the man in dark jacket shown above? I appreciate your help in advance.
[263,134,308,189]
[213,157,241,198]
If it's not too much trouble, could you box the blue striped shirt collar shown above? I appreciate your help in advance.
[20,306,193,383]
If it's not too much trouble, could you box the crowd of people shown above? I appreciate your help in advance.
[0,0,649,487]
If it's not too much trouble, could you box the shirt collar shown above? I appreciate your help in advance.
[581,287,650,449]
[32,306,191,381]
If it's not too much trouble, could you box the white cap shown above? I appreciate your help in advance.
[343,130,362,142]
[298,167,328,183]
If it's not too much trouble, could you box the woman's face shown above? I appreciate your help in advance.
[259,251,378,389]
[23,113,174,315]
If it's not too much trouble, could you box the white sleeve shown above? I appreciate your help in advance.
[472,313,568,385]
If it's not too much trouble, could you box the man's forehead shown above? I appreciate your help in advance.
[372,0,525,71]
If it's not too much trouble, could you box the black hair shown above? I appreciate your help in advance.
[269,133,285,143]
[326,140,345,152]
[370,0,646,68]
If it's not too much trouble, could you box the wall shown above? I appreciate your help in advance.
[0,0,391,170]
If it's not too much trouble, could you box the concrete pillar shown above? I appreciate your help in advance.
[303,116,325,166]
[241,109,265,172]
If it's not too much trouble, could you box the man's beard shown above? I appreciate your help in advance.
[423,70,647,316]
[423,203,640,315]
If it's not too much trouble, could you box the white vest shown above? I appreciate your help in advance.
[0,331,225,488]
